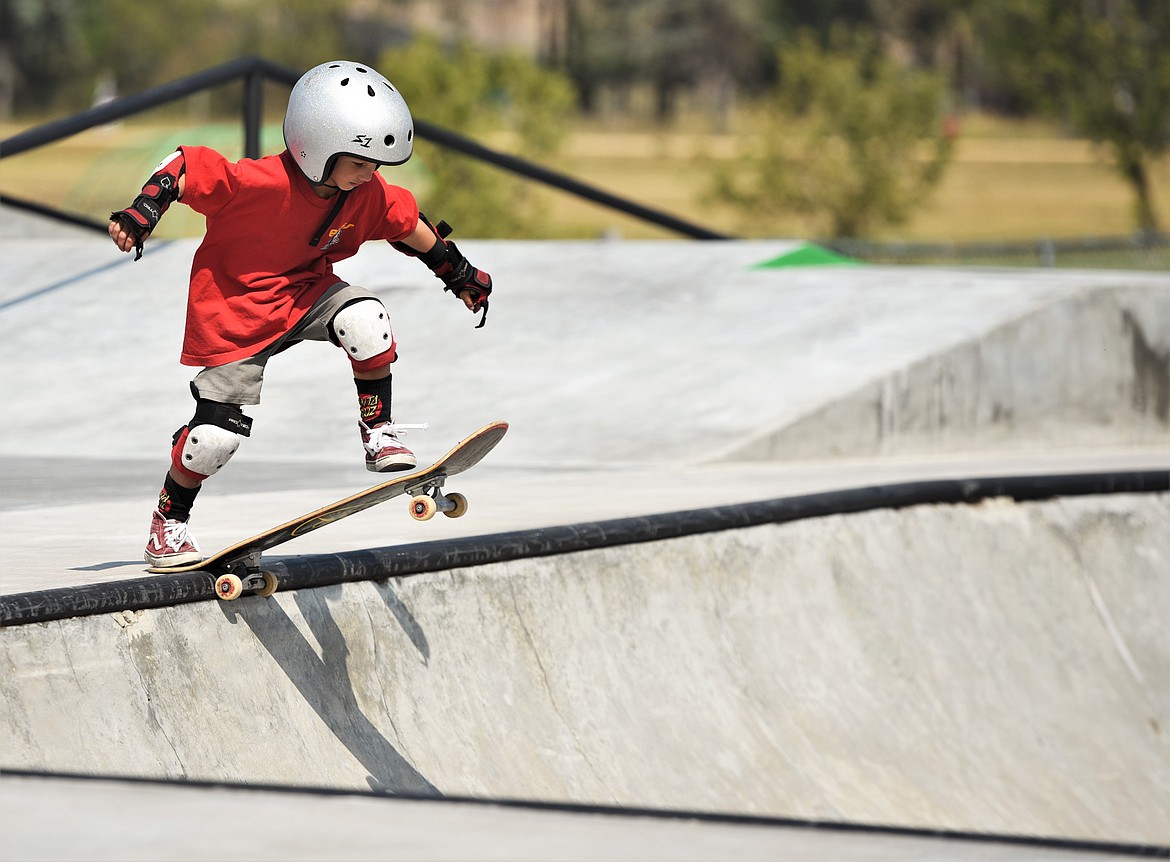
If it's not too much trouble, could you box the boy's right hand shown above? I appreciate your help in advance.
[108,210,151,260]
[108,216,146,255]
[108,150,185,260]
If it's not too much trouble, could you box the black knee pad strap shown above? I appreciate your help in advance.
[190,399,253,437]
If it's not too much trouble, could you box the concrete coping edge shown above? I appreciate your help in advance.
[2,470,1166,627]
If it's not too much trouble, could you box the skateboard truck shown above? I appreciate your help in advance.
[405,472,469,521]
[213,550,278,601]
[213,471,471,598]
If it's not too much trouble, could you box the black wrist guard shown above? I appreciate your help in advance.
[395,214,493,327]
[391,212,451,261]
[110,152,184,260]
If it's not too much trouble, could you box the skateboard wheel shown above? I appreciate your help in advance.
[254,572,279,597]
[444,492,468,519]
[410,495,437,521]
[215,573,244,601]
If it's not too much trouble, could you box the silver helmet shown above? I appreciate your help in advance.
[283,60,414,184]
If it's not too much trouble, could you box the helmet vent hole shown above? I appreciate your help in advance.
[367,85,376,97]
[356,67,368,73]
[340,78,350,86]
[385,135,395,146]
[407,130,413,141]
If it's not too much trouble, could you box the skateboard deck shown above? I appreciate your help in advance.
[149,421,508,600]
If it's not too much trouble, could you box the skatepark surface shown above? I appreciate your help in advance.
[1,211,1168,859]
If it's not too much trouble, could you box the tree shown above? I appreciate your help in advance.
[230,0,346,72]
[75,0,237,100]
[865,0,981,108]
[562,0,639,114]
[3,0,354,117]
[629,0,770,123]
[0,0,88,115]
[709,29,954,238]
[979,0,1170,232]
[378,36,576,237]
[562,0,771,124]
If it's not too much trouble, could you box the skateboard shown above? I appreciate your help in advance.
[148,421,508,600]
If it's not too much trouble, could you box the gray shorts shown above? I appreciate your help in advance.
[191,282,384,405]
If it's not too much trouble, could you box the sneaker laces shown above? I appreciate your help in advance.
[360,421,427,454]
[162,518,199,552]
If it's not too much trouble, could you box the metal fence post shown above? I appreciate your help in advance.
[243,68,263,160]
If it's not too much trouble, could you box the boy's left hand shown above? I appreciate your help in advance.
[397,215,493,326]
[442,254,492,327]
[448,265,492,309]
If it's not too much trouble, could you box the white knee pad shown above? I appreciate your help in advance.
[178,424,241,477]
[330,299,394,362]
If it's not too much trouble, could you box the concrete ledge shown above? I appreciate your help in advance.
[3,470,1165,625]
[723,285,1170,460]
[2,490,1167,843]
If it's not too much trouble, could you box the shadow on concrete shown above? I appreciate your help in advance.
[219,584,438,796]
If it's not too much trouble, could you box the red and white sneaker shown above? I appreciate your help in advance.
[360,421,418,473]
[144,509,202,567]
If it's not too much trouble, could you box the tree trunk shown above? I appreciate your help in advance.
[1118,144,1159,233]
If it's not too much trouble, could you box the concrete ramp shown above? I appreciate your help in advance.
[2,239,1168,469]
[723,283,1170,460]
[4,491,1167,845]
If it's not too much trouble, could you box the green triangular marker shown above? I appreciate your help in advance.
[754,243,859,268]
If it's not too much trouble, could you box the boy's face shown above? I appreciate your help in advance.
[327,157,380,191]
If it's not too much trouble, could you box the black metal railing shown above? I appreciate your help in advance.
[0,55,728,240]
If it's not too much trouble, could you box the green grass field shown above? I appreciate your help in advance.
[2,112,1167,247]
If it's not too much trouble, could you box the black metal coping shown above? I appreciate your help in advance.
[2,470,1166,627]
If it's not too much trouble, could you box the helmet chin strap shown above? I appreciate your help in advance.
[311,167,341,190]
[309,189,351,247]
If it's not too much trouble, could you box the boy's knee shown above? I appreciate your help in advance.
[170,400,253,482]
[328,299,396,368]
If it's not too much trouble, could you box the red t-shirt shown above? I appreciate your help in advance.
[176,146,419,367]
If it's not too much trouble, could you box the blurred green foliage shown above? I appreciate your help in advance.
[0,0,349,115]
[1,0,1167,237]
[711,29,953,238]
[980,0,1170,232]
[378,37,577,237]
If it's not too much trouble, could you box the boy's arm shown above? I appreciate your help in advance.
[394,213,493,327]
[108,151,187,260]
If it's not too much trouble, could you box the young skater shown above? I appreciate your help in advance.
[108,60,493,567]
